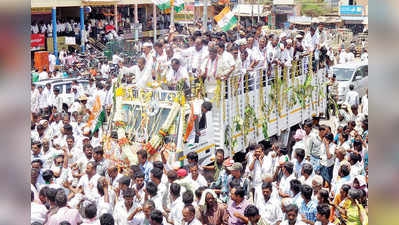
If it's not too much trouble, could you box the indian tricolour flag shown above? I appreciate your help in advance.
[152,0,171,11]
[214,7,238,32]
[173,0,185,13]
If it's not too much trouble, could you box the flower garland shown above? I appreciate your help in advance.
[144,102,180,156]
[212,79,222,108]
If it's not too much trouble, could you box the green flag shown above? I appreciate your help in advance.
[92,109,106,136]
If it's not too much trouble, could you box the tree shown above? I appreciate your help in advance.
[300,0,330,17]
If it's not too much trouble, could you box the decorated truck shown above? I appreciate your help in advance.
[104,55,327,168]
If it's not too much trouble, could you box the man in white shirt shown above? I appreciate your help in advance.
[200,47,221,95]
[361,89,368,115]
[142,42,154,71]
[50,88,63,113]
[187,163,208,188]
[165,58,189,90]
[100,61,110,79]
[37,85,49,114]
[278,162,296,199]
[179,37,208,75]
[31,190,48,224]
[112,53,124,65]
[339,47,355,64]
[249,144,273,204]
[246,36,262,70]
[113,188,138,225]
[345,84,359,107]
[76,161,101,203]
[49,53,57,72]
[133,57,153,89]
[303,26,320,54]
[168,183,185,225]
[257,182,283,224]
[281,39,295,67]
[299,163,314,187]
[182,204,202,225]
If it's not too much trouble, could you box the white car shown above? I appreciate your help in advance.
[333,61,368,105]
[35,78,90,107]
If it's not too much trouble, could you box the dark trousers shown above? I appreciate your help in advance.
[320,165,334,185]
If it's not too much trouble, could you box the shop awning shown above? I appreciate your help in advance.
[82,0,120,5]
[288,16,311,25]
[273,0,294,5]
[341,16,365,21]
[232,4,269,17]
[317,16,342,23]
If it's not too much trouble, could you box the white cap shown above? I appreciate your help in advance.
[286,39,293,44]
[279,32,287,39]
[234,38,247,45]
[143,42,153,47]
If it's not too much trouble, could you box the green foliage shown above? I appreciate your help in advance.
[299,0,330,17]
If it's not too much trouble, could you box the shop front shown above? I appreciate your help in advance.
[272,0,295,29]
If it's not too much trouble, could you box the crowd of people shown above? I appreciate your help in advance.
[31,20,368,225]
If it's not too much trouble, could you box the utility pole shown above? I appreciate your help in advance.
[171,0,175,31]
[203,0,208,32]
[134,3,138,41]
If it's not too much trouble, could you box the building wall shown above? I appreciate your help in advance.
[355,0,368,15]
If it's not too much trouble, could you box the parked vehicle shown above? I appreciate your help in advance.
[332,61,368,105]
[34,78,90,107]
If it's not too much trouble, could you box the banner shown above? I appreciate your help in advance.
[31,33,45,51]
[65,37,76,45]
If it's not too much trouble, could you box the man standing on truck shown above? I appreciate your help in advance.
[165,58,189,91]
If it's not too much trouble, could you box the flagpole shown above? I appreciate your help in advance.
[171,0,175,31]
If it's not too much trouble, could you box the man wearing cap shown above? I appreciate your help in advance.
[294,34,305,60]
[226,162,250,199]
[291,129,306,160]
[281,39,294,67]
[142,42,154,71]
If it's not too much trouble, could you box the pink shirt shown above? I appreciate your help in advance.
[46,206,82,225]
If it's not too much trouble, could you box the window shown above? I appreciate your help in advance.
[66,83,72,94]
[361,65,368,77]
[53,84,63,93]
[353,68,363,81]
[79,81,89,90]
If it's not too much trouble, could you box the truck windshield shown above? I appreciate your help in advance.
[122,104,173,139]
[333,68,354,81]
